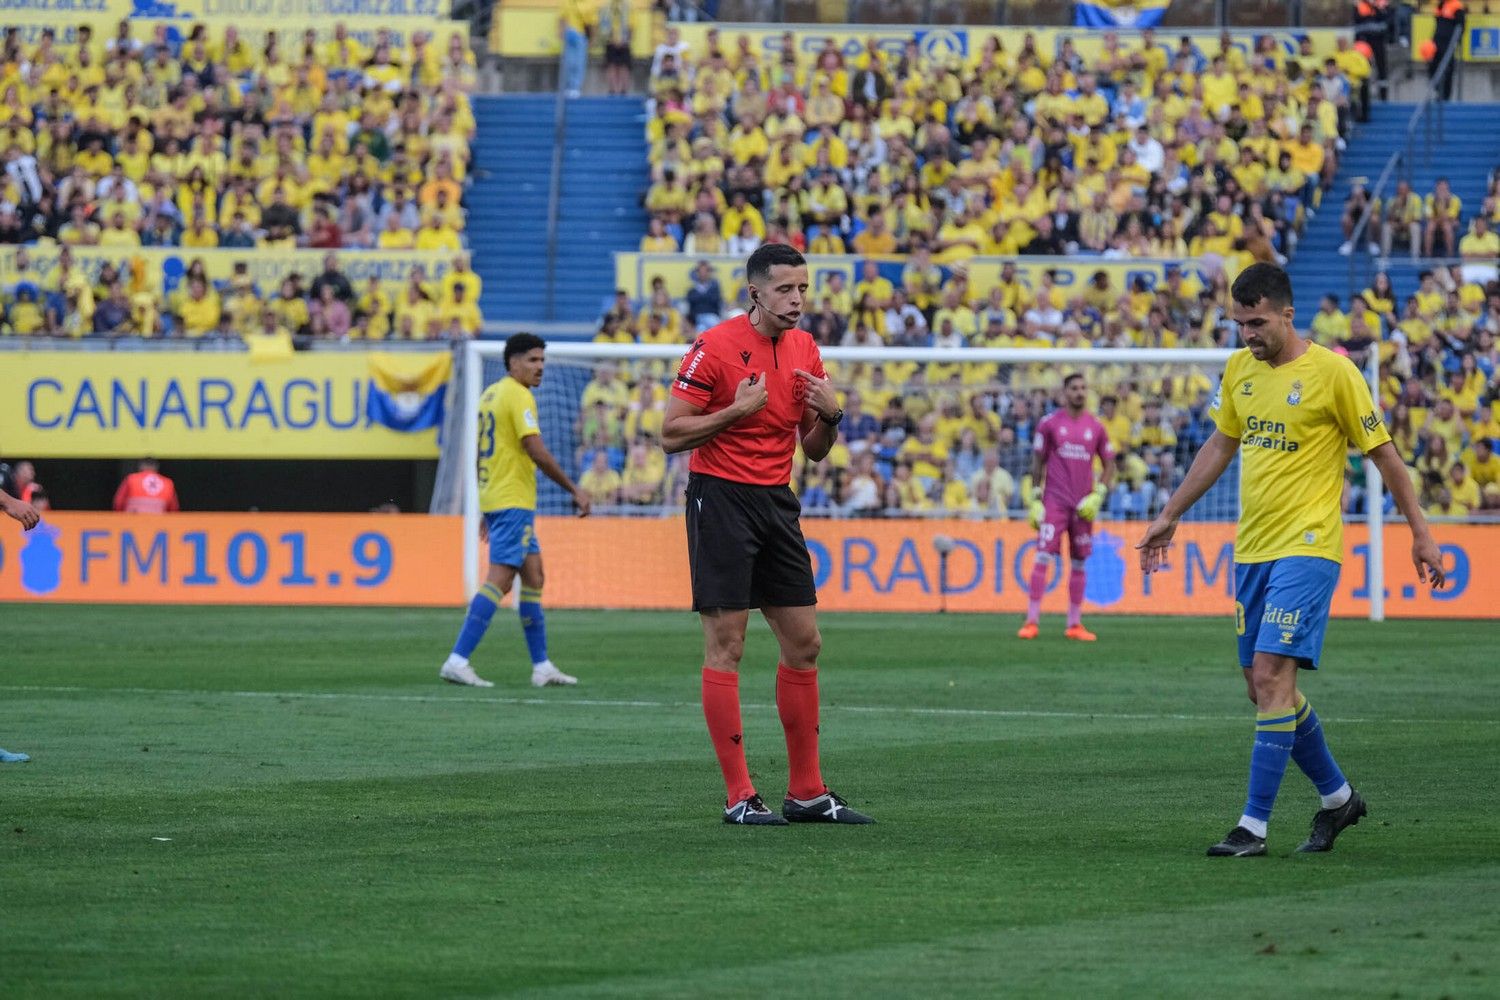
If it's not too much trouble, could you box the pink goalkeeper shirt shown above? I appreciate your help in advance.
[1033,409,1114,509]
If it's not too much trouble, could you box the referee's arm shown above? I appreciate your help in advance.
[662,373,767,453]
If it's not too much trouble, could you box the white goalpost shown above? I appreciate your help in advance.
[458,340,1389,620]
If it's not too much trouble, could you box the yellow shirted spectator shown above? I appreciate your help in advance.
[1424,401,1465,456]
[415,215,463,252]
[178,278,222,337]
[1282,127,1325,176]
[719,195,766,240]
[639,217,678,252]
[377,214,417,250]
[1310,297,1349,345]
[181,216,219,248]
[1464,440,1500,490]
[130,291,159,337]
[9,289,44,334]
[97,212,140,248]
[1459,218,1500,258]
[438,285,482,337]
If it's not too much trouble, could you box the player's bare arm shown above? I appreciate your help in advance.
[1365,441,1446,589]
[661,374,768,454]
[1,487,40,530]
[521,434,591,517]
[792,368,840,462]
[1136,429,1239,574]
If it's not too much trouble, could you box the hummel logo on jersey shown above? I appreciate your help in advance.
[691,338,705,353]
[740,350,752,364]
[1241,382,1254,395]
[730,733,742,744]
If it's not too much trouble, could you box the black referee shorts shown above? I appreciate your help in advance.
[685,472,817,612]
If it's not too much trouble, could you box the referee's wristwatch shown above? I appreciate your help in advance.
[818,407,844,426]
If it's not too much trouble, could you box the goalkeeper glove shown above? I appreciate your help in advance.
[1076,483,1108,521]
[1026,486,1046,529]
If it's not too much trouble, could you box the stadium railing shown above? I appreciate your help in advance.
[544,36,570,320]
[1344,35,1461,300]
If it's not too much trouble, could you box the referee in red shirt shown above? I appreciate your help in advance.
[663,243,873,826]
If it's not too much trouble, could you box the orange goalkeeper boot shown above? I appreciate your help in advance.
[1017,622,1039,640]
[1064,624,1097,642]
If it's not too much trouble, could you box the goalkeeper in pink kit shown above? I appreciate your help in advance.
[1018,373,1114,641]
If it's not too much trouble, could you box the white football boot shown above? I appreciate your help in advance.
[440,654,494,688]
[530,661,578,687]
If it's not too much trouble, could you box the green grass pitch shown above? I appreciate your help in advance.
[2,605,1497,997]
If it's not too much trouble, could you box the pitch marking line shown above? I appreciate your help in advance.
[2,684,1493,726]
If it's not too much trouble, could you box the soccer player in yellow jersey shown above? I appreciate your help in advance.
[440,334,592,689]
[1137,264,1446,858]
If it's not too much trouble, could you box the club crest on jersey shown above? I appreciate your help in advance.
[1287,380,1303,406]
[739,350,751,364]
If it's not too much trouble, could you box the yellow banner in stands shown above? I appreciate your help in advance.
[0,248,457,300]
[615,252,1211,305]
[672,25,1350,66]
[0,0,459,48]
[1411,14,1500,62]
[495,0,656,59]
[497,20,1349,61]
[0,351,445,459]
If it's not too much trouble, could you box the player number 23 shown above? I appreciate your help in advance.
[478,412,496,458]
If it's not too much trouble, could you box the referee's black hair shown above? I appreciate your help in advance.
[1231,263,1294,309]
[746,243,806,284]
[1063,372,1086,388]
[504,332,546,367]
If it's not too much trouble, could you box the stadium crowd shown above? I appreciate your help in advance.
[586,245,1500,519]
[0,247,482,340]
[0,18,480,340]
[639,26,1376,270]
[578,25,1496,520]
[0,20,476,252]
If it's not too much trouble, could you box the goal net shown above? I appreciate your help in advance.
[440,341,1397,620]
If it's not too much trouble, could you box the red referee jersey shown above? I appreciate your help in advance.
[671,315,826,486]
[113,471,180,513]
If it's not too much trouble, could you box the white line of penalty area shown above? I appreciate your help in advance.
[1,685,1494,726]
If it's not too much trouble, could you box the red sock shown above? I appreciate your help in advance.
[776,663,826,800]
[702,667,754,805]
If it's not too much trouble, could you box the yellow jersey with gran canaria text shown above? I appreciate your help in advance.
[477,376,540,512]
[1211,343,1391,564]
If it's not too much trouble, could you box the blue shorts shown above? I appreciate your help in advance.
[484,508,540,569]
[1234,557,1341,670]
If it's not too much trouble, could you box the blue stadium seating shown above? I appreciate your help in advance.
[471,95,646,325]
[472,94,556,323]
[1287,102,1500,328]
[554,97,650,323]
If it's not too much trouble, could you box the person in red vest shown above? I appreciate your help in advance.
[1430,0,1466,100]
[1354,0,1392,95]
[11,460,40,504]
[113,458,180,513]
